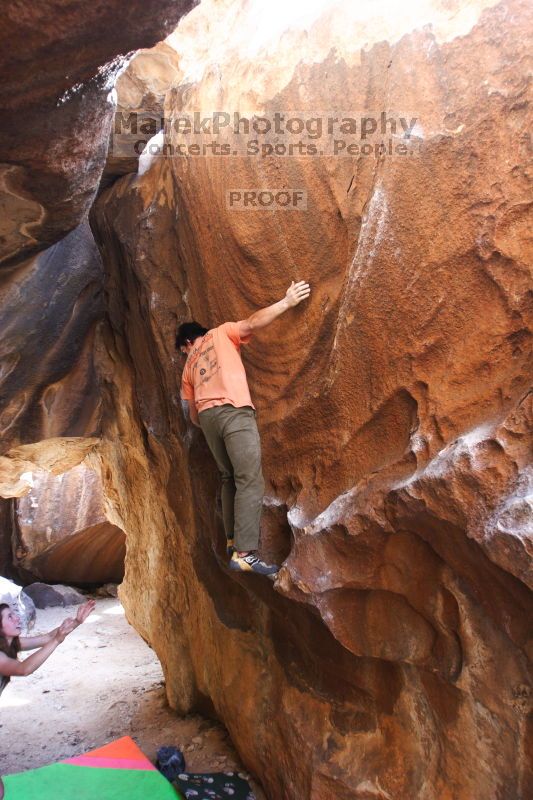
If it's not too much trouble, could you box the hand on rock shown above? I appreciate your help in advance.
[285,280,311,307]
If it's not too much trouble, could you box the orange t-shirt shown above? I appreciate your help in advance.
[180,321,254,413]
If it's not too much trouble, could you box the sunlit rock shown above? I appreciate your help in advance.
[14,465,125,585]
[102,42,183,186]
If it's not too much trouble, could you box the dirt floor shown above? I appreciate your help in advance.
[0,596,266,798]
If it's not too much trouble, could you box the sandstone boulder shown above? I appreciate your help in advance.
[14,464,125,586]
[95,583,119,598]
[90,1,533,798]
[102,41,182,187]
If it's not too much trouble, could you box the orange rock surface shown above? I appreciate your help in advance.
[88,1,532,797]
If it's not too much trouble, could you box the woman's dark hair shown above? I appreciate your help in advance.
[0,603,21,686]
[175,321,209,350]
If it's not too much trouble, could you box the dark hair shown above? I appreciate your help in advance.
[0,603,21,686]
[175,321,209,350]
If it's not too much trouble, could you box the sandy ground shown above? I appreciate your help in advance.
[0,597,266,798]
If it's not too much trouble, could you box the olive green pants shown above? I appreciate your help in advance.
[198,404,264,552]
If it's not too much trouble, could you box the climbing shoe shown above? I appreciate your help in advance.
[226,536,235,557]
[229,551,279,576]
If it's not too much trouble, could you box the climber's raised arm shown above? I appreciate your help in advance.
[238,281,311,338]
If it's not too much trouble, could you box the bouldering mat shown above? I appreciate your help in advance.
[3,736,181,799]
[173,770,255,799]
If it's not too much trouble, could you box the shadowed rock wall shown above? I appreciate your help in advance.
[0,222,103,456]
[0,0,196,268]
[89,1,532,798]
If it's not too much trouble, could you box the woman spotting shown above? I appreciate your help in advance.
[0,598,96,798]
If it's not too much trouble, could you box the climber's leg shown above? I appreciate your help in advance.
[199,404,276,575]
[198,406,236,546]
[219,406,264,553]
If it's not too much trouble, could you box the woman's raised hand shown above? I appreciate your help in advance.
[55,600,96,643]
[75,599,96,626]
[55,618,77,643]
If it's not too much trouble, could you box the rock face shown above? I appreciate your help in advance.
[89,1,532,798]
[0,220,115,580]
[14,465,125,585]
[0,500,15,579]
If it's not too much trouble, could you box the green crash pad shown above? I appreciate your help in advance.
[3,736,181,799]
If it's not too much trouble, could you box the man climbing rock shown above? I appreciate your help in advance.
[177,280,311,576]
